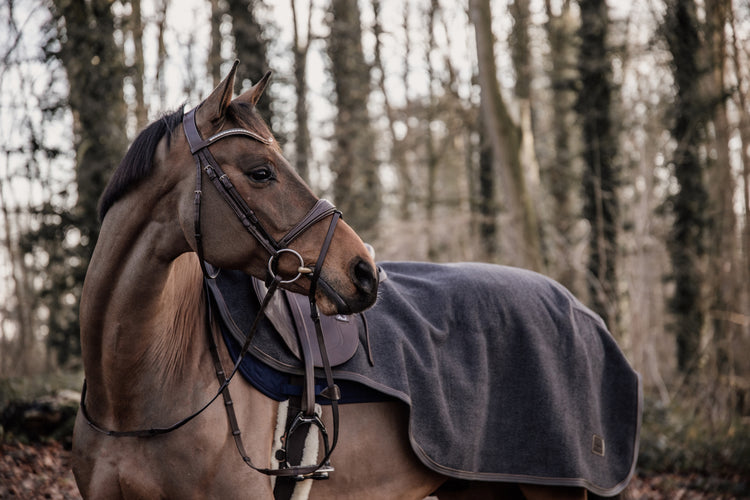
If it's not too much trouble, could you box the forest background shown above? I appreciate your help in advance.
[1,0,749,492]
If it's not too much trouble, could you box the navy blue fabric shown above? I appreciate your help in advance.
[220,321,393,404]
[211,261,641,496]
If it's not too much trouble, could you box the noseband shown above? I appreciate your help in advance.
[80,105,347,482]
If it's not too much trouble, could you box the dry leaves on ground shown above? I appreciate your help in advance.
[0,441,80,499]
[1,441,748,499]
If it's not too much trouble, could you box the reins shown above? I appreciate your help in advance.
[81,105,345,481]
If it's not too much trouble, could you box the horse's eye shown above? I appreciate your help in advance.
[247,166,274,183]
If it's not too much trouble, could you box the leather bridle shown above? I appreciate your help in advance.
[81,105,346,481]
[182,107,340,281]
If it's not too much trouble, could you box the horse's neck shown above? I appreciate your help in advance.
[80,200,212,425]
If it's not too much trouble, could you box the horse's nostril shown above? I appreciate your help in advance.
[352,258,377,296]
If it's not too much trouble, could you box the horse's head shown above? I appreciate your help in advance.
[172,62,378,315]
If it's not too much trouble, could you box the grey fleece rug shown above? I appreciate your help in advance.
[210,261,641,497]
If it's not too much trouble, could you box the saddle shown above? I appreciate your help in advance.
[251,278,359,367]
[206,266,381,496]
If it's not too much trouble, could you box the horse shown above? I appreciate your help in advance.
[72,61,629,499]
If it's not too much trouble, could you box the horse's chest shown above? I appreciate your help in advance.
[79,430,270,499]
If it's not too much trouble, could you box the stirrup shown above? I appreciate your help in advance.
[311,461,334,480]
[283,411,332,480]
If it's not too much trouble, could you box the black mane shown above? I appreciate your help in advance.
[98,108,184,220]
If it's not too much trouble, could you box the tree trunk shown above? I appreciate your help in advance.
[48,0,129,363]
[704,0,740,380]
[291,0,311,182]
[729,3,750,346]
[543,0,580,292]
[227,0,270,121]
[425,0,439,260]
[0,155,35,374]
[576,0,619,328]
[373,0,410,219]
[477,127,498,260]
[469,0,543,270]
[510,0,544,259]
[154,0,169,105]
[663,0,711,375]
[131,0,147,130]
[327,0,380,242]
[209,0,224,87]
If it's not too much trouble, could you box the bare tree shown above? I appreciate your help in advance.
[372,0,410,219]
[469,0,543,270]
[704,0,741,379]
[510,0,544,253]
[663,0,710,376]
[327,0,380,241]
[576,0,619,328]
[291,0,312,181]
[729,1,750,338]
[154,0,170,105]
[46,0,129,364]
[226,0,270,120]
[130,0,148,130]
[209,0,224,86]
[542,0,581,293]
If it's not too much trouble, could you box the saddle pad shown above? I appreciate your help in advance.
[218,316,393,404]
[212,261,641,496]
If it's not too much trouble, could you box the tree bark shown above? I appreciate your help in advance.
[663,0,710,375]
[543,0,579,292]
[48,0,129,363]
[373,0,411,219]
[576,0,619,328]
[291,0,311,182]
[154,0,169,105]
[469,0,543,270]
[704,0,741,383]
[130,0,147,130]
[226,0,271,121]
[209,0,224,87]
[327,0,380,241]
[510,0,543,247]
[729,3,750,343]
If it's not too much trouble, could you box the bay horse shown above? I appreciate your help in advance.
[72,62,611,499]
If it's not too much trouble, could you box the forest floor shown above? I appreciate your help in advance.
[0,440,748,499]
[1,373,748,499]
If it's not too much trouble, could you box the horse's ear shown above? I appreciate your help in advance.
[196,60,239,126]
[235,71,272,107]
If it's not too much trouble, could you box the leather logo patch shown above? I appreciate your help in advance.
[592,434,605,456]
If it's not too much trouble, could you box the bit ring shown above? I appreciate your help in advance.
[268,248,308,284]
